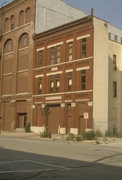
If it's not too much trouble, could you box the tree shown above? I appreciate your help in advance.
[41,104,51,133]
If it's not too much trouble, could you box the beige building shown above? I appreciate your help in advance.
[93,17,122,134]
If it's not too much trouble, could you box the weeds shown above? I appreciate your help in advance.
[40,130,51,138]
[25,122,31,132]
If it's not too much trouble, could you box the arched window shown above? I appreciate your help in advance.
[19,10,24,26]
[4,18,9,32]
[4,39,13,54]
[25,7,31,23]
[18,33,29,49]
[10,15,15,30]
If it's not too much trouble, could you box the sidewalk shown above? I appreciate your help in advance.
[0,131,122,146]
[0,131,40,139]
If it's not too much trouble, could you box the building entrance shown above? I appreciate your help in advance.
[16,113,27,128]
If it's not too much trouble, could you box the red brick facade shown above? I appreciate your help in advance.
[32,15,94,134]
[0,0,35,131]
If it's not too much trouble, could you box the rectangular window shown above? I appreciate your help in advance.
[56,76,60,92]
[81,70,86,90]
[49,75,60,93]
[121,37,122,44]
[38,78,42,94]
[68,42,73,61]
[50,79,54,93]
[50,46,61,64]
[67,73,72,91]
[38,50,43,67]
[113,81,117,97]
[113,55,117,70]
[50,47,55,65]
[56,46,61,64]
[109,33,111,40]
[114,35,118,42]
[81,38,87,58]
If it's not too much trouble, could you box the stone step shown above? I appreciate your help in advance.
[14,128,25,132]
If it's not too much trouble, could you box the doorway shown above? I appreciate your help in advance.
[16,113,27,128]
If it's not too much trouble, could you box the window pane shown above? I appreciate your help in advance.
[38,78,42,94]
[113,81,117,97]
[81,70,86,90]
[81,39,87,58]
[38,50,43,67]
[68,42,73,61]
[50,47,55,64]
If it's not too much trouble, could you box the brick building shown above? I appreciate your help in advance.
[32,15,93,134]
[33,14,122,135]
[0,0,86,131]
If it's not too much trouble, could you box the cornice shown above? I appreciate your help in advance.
[0,0,34,14]
[33,15,93,41]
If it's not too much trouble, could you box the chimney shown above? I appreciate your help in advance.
[91,8,94,16]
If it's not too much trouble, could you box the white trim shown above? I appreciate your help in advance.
[36,47,45,52]
[46,71,63,76]
[66,39,74,43]
[2,22,32,36]
[76,66,90,71]
[64,100,72,103]
[77,34,90,40]
[19,46,29,51]
[35,74,44,78]
[47,42,63,49]
[18,69,29,73]
[65,69,73,73]
[3,52,13,56]
[46,101,62,104]
[33,90,93,97]
[34,56,93,71]
[2,94,12,97]
[45,96,62,100]
[75,99,89,102]
[10,100,16,103]
[16,92,30,95]
[27,99,32,101]
[3,73,12,76]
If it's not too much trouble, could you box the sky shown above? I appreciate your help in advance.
[0,0,122,29]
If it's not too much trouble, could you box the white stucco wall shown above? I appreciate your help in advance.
[35,0,86,33]
[108,40,122,134]
[93,17,109,133]
[108,24,122,44]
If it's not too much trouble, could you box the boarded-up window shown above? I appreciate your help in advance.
[2,76,12,95]
[25,7,31,23]
[4,18,9,32]
[18,54,29,71]
[10,15,15,30]
[3,58,12,74]
[17,76,28,93]
[19,10,24,26]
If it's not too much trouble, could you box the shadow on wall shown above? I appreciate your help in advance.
[108,55,122,135]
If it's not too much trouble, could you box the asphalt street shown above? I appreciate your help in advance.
[0,134,122,180]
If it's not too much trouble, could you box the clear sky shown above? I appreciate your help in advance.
[64,0,122,29]
[0,0,122,29]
